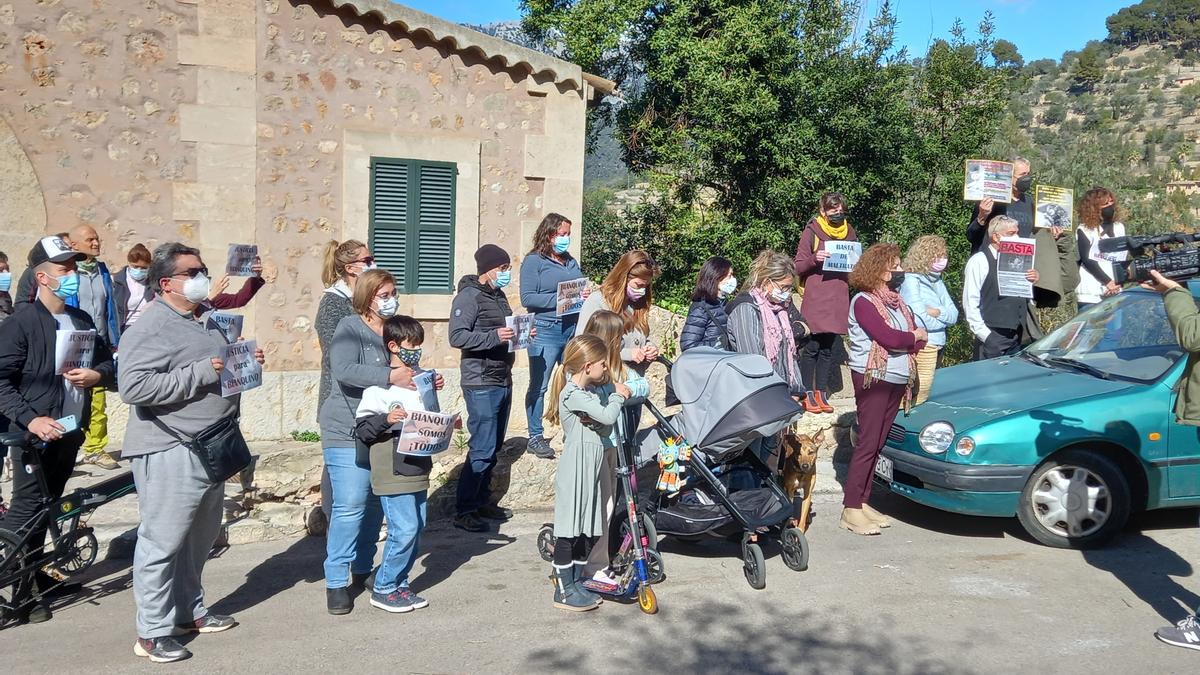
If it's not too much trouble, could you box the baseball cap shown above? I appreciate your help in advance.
[28,235,85,267]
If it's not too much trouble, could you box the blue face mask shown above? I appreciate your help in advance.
[0,271,10,292]
[51,272,79,299]
[553,235,571,254]
[128,267,148,281]
[494,270,512,288]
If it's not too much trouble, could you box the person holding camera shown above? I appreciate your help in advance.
[1143,268,1200,651]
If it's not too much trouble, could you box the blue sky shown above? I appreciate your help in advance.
[403,0,1136,63]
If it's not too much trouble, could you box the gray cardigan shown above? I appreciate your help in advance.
[118,299,238,458]
[316,283,354,413]
[318,314,391,448]
[577,293,653,376]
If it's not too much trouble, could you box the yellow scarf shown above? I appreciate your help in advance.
[817,215,848,239]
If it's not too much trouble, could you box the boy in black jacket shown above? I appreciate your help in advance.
[0,236,116,623]
[448,245,520,532]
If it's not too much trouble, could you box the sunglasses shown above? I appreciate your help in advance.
[354,256,376,266]
[172,266,209,279]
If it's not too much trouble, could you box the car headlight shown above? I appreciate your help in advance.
[956,436,976,456]
[919,422,955,454]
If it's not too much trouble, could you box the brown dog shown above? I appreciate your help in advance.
[780,427,824,532]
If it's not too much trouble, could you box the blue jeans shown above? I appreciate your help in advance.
[374,491,427,594]
[525,318,574,439]
[322,446,384,589]
[456,386,513,516]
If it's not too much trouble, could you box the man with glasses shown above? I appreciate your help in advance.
[0,235,115,624]
[118,243,264,663]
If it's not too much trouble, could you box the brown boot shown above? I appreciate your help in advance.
[813,390,834,413]
[839,507,881,536]
[862,503,891,528]
[802,391,823,414]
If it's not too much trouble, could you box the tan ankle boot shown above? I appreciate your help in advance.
[839,507,881,536]
[862,503,891,528]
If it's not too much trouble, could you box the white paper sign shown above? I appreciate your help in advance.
[506,313,533,352]
[395,410,460,457]
[225,244,259,277]
[413,369,439,413]
[963,159,1014,203]
[55,329,95,374]
[219,339,262,397]
[556,278,588,316]
[997,237,1036,299]
[208,311,244,343]
[822,240,862,273]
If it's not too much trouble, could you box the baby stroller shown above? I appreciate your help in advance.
[639,347,808,589]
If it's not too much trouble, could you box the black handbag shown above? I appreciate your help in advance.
[189,416,253,483]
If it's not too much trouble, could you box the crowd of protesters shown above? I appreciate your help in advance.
[0,160,1169,658]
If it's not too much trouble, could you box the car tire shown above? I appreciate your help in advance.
[1016,449,1131,549]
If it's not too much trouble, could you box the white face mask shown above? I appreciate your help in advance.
[718,277,738,296]
[375,296,398,318]
[175,273,211,304]
[770,288,791,304]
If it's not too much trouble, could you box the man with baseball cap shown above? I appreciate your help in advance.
[0,235,116,624]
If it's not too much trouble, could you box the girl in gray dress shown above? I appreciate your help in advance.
[544,334,631,611]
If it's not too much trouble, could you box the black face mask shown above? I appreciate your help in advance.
[886,272,905,291]
[826,212,847,224]
[1015,175,1033,194]
[1101,205,1116,222]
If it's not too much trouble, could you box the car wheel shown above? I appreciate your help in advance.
[1016,449,1131,549]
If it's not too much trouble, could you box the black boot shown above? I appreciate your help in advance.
[326,587,352,615]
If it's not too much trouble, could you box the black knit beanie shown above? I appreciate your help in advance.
[475,244,510,274]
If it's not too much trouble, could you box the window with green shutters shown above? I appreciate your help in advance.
[368,157,457,294]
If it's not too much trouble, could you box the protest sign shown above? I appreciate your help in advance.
[963,159,1014,203]
[219,339,262,397]
[556,279,588,316]
[394,410,460,458]
[997,237,1036,299]
[225,244,259,277]
[822,240,862,273]
[414,369,440,412]
[506,313,534,352]
[55,330,95,374]
[208,311,244,343]
[1034,185,1074,230]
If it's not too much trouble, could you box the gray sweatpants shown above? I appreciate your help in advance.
[131,444,225,639]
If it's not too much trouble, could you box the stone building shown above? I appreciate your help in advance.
[0,0,610,439]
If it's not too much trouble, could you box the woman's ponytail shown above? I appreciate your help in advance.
[321,239,367,288]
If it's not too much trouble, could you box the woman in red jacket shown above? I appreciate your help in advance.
[794,192,858,414]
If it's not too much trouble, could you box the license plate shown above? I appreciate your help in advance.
[875,455,893,482]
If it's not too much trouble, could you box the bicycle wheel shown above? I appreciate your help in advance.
[0,528,32,630]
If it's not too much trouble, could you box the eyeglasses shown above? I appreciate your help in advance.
[172,266,209,279]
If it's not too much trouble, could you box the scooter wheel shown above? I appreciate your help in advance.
[637,585,658,615]
[536,524,555,562]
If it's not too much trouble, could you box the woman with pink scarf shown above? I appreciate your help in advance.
[842,243,928,536]
[726,251,809,468]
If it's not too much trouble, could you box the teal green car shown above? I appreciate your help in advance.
[878,285,1200,548]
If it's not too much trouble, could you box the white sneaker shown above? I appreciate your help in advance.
[591,568,620,586]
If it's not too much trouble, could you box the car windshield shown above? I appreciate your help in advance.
[1024,290,1190,383]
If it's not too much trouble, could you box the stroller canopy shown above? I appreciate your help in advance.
[670,348,804,463]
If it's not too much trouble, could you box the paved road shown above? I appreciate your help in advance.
[2,491,1199,674]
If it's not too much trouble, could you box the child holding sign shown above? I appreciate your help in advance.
[353,315,453,615]
[544,334,631,612]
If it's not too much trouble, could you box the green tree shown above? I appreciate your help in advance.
[991,38,1024,68]
[1071,44,1107,91]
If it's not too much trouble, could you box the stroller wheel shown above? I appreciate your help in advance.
[637,585,658,615]
[536,524,555,562]
[780,527,810,572]
[641,513,658,549]
[645,548,666,585]
[742,541,766,590]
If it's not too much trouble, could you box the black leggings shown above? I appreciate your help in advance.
[552,535,597,567]
[801,332,839,394]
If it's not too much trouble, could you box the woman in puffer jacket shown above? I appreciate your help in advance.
[680,256,737,352]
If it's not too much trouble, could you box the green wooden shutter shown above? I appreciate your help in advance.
[368,157,456,294]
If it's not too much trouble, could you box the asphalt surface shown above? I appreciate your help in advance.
[2,490,1199,674]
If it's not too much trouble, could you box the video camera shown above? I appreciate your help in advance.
[1099,232,1200,284]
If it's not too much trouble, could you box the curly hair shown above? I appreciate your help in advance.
[849,243,901,292]
[902,235,947,275]
[1078,187,1117,230]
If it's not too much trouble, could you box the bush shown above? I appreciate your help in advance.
[1041,103,1067,125]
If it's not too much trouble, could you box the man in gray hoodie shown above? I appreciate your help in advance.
[118,243,264,664]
